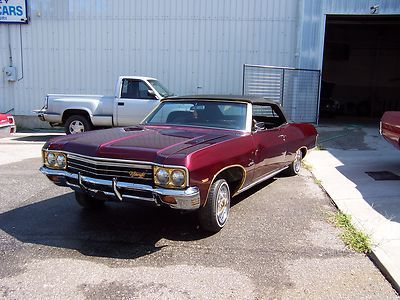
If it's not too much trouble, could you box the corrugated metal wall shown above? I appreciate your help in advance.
[298,0,400,70]
[0,0,300,116]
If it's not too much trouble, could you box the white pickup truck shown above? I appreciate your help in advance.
[35,76,172,134]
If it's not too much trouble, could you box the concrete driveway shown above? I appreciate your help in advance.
[0,132,398,299]
[305,122,400,293]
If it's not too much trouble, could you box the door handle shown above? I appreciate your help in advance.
[118,102,125,106]
[278,134,286,139]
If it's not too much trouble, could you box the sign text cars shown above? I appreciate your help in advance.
[0,0,28,23]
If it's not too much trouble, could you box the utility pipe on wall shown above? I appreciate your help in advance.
[8,25,13,67]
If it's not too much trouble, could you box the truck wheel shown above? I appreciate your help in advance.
[75,191,104,209]
[65,115,92,134]
[198,179,230,233]
[285,149,303,176]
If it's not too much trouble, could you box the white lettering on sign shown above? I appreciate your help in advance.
[0,0,28,23]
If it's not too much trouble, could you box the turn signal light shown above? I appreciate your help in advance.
[161,196,177,204]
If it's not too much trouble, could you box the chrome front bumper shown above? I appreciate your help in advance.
[0,124,16,136]
[40,167,200,210]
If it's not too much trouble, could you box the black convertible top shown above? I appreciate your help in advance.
[162,95,279,105]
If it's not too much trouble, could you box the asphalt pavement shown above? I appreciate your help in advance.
[0,132,398,299]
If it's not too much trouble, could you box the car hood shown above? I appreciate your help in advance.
[45,125,241,164]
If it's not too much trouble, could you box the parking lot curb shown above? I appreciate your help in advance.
[369,248,400,294]
[305,151,400,295]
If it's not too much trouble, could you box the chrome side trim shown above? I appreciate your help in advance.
[235,166,288,195]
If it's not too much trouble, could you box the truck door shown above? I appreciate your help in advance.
[116,79,159,126]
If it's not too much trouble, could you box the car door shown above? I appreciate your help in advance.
[251,103,288,180]
[116,79,159,126]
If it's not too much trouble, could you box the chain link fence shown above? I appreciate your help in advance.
[242,64,321,123]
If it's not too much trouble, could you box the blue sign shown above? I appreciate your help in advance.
[0,0,28,24]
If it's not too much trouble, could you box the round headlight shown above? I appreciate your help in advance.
[56,154,66,168]
[171,170,185,187]
[156,169,169,185]
[47,153,56,166]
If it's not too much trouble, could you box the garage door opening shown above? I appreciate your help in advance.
[320,15,400,121]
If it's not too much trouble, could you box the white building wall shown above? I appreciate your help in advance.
[0,0,300,118]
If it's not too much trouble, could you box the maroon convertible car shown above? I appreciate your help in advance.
[40,96,317,232]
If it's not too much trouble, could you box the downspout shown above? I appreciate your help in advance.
[18,24,24,81]
[8,25,13,67]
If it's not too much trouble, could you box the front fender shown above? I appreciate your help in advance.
[186,135,255,205]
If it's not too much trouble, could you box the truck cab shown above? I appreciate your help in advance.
[114,76,169,127]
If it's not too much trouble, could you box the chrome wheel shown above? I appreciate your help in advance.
[198,178,231,232]
[294,149,302,174]
[69,120,85,134]
[285,148,306,176]
[216,182,230,225]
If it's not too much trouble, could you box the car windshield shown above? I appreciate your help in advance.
[148,80,172,98]
[143,100,248,131]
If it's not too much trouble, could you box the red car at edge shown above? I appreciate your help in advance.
[380,111,400,150]
[0,114,16,138]
[40,96,317,232]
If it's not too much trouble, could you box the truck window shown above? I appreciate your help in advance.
[138,81,154,99]
[121,79,154,99]
[148,80,172,97]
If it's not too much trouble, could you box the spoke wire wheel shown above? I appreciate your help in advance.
[215,182,230,226]
[198,178,231,232]
[294,149,302,174]
[69,120,85,134]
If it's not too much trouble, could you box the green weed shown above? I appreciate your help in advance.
[330,212,371,253]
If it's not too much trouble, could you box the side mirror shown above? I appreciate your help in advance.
[253,121,265,132]
[147,89,157,99]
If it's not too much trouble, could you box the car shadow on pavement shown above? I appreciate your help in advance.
[14,134,64,142]
[0,192,204,259]
[0,180,275,260]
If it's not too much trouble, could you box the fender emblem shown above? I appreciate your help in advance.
[129,171,146,179]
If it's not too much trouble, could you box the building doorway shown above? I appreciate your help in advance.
[320,15,400,121]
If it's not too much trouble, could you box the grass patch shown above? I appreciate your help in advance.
[329,212,371,253]
[314,178,322,186]
[301,161,313,171]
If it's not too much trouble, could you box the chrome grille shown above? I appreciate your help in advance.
[67,154,153,184]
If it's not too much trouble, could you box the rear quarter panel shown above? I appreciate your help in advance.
[283,123,318,163]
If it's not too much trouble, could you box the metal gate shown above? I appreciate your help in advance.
[242,64,321,123]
